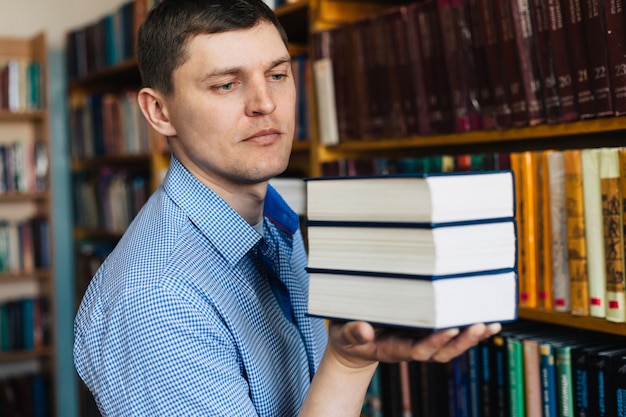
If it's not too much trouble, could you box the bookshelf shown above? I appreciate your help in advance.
[307,0,626,337]
[0,32,56,416]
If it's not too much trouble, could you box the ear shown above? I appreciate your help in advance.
[137,87,177,137]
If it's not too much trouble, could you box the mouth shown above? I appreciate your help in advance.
[245,128,282,145]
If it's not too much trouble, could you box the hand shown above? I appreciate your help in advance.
[327,321,502,369]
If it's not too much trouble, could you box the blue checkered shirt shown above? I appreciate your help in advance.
[74,156,328,416]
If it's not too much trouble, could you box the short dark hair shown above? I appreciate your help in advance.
[137,0,288,96]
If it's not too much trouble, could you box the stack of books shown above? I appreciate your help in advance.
[305,170,518,330]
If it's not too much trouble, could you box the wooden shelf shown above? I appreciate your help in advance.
[0,270,52,282]
[71,153,152,170]
[0,110,47,121]
[518,307,626,336]
[319,117,626,161]
[0,191,48,202]
[0,346,54,363]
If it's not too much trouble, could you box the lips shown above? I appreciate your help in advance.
[246,128,282,145]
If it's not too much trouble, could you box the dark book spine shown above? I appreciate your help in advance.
[547,0,580,121]
[601,0,626,115]
[561,0,597,118]
[438,0,482,132]
[416,0,454,133]
[406,3,431,134]
[467,0,497,129]
[581,0,614,116]
[477,0,512,128]
[530,0,562,124]
[493,0,528,127]
[509,0,547,126]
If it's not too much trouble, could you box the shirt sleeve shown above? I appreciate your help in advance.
[74,282,259,416]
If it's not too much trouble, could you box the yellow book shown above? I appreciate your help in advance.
[605,147,626,322]
[538,150,553,309]
[563,149,589,316]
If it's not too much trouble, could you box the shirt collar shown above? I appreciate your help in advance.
[162,155,299,266]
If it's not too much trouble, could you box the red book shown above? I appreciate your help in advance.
[477,0,512,128]
[601,0,626,115]
[415,0,454,133]
[508,0,546,126]
[561,0,597,118]
[581,0,614,116]
[438,0,482,132]
[546,0,580,121]
[405,3,431,134]
[493,0,528,127]
[529,0,562,124]
[467,0,498,129]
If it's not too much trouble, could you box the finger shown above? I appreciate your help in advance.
[430,323,487,363]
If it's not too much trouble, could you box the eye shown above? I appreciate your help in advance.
[270,74,287,81]
[216,82,235,91]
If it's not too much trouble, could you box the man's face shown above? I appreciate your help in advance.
[162,22,296,190]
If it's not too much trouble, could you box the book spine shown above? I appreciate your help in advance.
[467,0,498,129]
[405,4,431,135]
[538,151,554,309]
[556,345,575,417]
[561,0,597,118]
[509,0,547,126]
[523,339,543,417]
[563,149,590,316]
[547,151,571,312]
[530,0,562,124]
[581,0,614,116]
[546,0,579,121]
[601,0,626,115]
[581,148,607,318]
[540,342,559,417]
[417,0,454,133]
[477,0,512,128]
[494,0,530,127]
[507,336,526,417]
[606,147,626,322]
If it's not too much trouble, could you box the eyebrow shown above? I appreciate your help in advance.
[203,55,292,80]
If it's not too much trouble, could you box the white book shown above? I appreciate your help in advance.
[581,148,606,317]
[546,151,570,312]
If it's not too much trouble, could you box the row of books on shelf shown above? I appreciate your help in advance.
[0,140,47,194]
[69,91,151,158]
[316,144,626,325]
[361,321,626,417]
[0,363,50,417]
[312,0,626,144]
[0,59,42,113]
[0,217,49,274]
[73,167,150,234]
[0,297,49,353]
[65,0,158,80]
[305,169,518,329]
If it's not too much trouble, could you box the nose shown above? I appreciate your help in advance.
[245,77,277,116]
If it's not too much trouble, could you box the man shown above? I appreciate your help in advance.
[73,0,501,415]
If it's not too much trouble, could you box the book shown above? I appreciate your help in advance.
[545,0,579,122]
[600,0,626,115]
[476,0,512,128]
[581,148,607,318]
[563,149,590,316]
[561,0,596,118]
[581,0,614,117]
[508,0,546,126]
[306,268,517,329]
[546,151,571,312]
[305,171,515,223]
[306,219,516,277]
